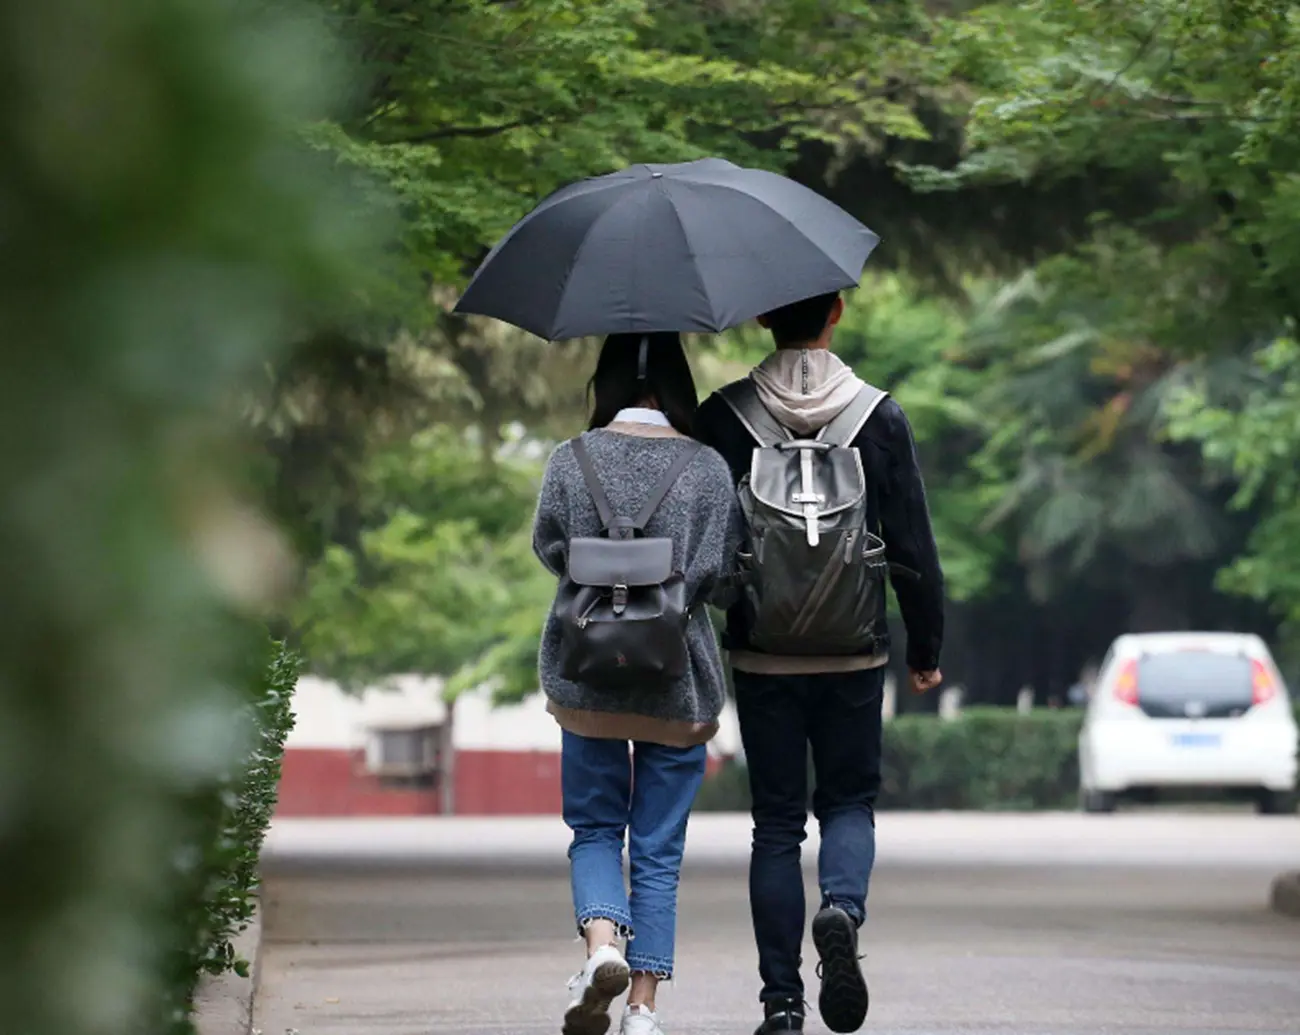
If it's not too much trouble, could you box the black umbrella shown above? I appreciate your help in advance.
[454,158,878,340]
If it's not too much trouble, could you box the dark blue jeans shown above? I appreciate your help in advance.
[734,668,885,1003]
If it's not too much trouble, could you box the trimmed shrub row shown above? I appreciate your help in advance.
[697,701,1300,812]
[696,708,1081,812]
[880,708,1082,811]
[165,637,299,1032]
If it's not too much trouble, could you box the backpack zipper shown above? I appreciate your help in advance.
[801,351,809,395]
[576,596,600,629]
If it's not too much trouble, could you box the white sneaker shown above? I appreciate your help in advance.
[564,944,631,1035]
[620,1003,665,1035]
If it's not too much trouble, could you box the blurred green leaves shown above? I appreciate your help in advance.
[0,0,368,1031]
[894,0,1300,633]
[1169,337,1300,635]
[295,426,553,700]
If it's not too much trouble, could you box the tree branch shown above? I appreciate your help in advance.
[391,114,551,144]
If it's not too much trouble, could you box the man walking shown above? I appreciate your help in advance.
[695,292,944,1034]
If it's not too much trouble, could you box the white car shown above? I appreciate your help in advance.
[1078,632,1298,814]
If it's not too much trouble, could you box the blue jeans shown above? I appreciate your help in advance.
[734,668,884,1003]
[561,730,708,978]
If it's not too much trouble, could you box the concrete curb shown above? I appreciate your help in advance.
[192,903,263,1035]
[1270,871,1300,918]
[262,813,1300,876]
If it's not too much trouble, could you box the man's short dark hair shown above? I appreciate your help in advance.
[762,292,840,347]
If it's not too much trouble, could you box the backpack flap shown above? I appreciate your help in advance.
[748,441,865,547]
[568,536,674,603]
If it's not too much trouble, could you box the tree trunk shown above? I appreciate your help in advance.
[439,697,457,816]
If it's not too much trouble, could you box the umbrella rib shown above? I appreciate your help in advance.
[661,183,721,331]
[463,173,646,291]
[670,180,853,327]
[689,179,875,281]
[665,183,728,331]
[551,189,647,339]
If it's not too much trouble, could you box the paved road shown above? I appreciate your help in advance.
[255,814,1300,1035]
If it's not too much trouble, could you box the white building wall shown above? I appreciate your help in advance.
[287,674,447,750]
[287,676,743,758]
[286,676,365,750]
[452,689,561,751]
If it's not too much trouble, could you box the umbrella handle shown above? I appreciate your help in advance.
[775,440,832,452]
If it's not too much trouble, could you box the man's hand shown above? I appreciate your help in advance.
[908,668,942,695]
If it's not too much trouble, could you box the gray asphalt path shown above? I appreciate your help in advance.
[254,814,1300,1035]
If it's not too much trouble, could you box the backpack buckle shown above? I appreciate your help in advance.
[612,583,629,615]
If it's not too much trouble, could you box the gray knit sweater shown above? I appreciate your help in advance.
[533,427,742,729]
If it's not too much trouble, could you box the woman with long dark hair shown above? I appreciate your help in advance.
[533,332,741,1035]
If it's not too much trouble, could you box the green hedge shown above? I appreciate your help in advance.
[164,637,299,1032]
[698,700,1300,812]
[696,707,1085,812]
[880,708,1082,810]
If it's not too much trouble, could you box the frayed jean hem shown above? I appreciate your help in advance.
[626,952,674,981]
[576,906,634,941]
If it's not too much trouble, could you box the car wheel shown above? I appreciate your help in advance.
[1081,789,1118,814]
[1258,789,1298,815]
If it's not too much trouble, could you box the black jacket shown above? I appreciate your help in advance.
[695,388,945,672]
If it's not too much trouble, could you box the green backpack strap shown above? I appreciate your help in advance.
[816,383,889,447]
[718,379,792,446]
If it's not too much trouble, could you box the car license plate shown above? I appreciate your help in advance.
[1171,732,1221,748]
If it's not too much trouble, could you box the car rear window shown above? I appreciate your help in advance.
[1136,651,1254,718]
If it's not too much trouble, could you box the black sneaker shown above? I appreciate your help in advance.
[811,907,869,1033]
[755,998,804,1034]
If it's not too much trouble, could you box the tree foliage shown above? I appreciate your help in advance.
[900,0,1300,644]
[295,425,553,698]
[1169,338,1300,645]
[317,0,933,283]
[286,0,1300,702]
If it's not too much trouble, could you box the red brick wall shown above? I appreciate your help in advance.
[276,746,726,817]
[453,749,563,814]
[276,747,443,816]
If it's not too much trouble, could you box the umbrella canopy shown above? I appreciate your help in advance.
[454,157,878,341]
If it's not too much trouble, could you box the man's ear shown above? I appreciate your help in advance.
[828,296,845,328]
[756,313,771,329]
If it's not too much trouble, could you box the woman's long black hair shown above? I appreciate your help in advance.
[587,332,698,436]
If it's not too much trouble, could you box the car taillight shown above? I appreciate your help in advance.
[1251,659,1278,706]
[1113,659,1139,706]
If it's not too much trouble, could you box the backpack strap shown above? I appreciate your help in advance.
[633,443,703,530]
[572,436,703,535]
[816,383,889,447]
[717,379,792,446]
[570,436,615,529]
